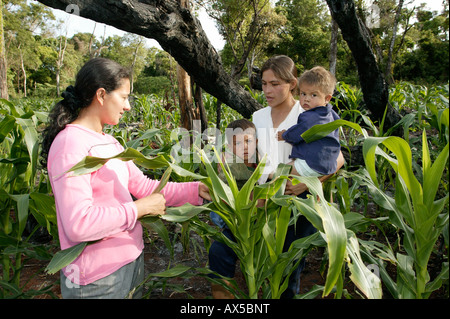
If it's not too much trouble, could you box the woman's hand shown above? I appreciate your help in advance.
[198,182,212,201]
[284,151,345,196]
[135,193,166,219]
[284,179,308,196]
[277,130,286,141]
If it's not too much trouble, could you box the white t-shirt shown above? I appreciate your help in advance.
[252,100,304,183]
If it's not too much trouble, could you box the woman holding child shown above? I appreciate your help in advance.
[209,55,344,299]
[254,55,344,298]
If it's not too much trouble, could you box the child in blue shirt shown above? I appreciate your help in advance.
[277,66,340,177]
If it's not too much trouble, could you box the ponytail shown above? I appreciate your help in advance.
[40,85,82,168]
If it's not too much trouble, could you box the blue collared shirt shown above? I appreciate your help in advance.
[281,104,340,175]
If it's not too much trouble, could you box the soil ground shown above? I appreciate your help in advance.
[15,223,448,300]
[16,227,326,299]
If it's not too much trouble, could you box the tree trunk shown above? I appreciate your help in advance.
[385,0,404,85]
[130,36,144,93]
[36,0,262,119]
[192,79,208,133]
[176,0,200,132]
[56,34,68,97]
[0,0,8,100]
[20,49,27,97]
[88,23,96,59]
[177,64,196,131]
[325,0,402,131]
[329,18,339,75]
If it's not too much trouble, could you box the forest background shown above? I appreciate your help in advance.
[1,0,448,102]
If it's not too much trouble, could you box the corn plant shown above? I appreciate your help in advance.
[0,99,58,298]
[45,143,381,299]
[333,82,365,126]
[303,115,449,298]
[390,82,449,144]
[357,131,449,298]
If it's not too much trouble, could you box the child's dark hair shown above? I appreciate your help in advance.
[40,58,130,168]
[225,119,256,143]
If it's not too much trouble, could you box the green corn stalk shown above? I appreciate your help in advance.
[360,131,449,298]
[190,146,381,298]
[1,99,55,292]
[45,142,382,298]
[301,116,448,298]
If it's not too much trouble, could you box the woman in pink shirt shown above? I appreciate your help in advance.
[41,58,210,299]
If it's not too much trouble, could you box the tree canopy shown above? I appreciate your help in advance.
[1,0,448,126]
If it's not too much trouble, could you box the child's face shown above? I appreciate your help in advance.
[231,130,257,164]
[299,82,332,111]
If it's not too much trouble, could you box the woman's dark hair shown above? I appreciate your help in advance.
[40,58,130,168]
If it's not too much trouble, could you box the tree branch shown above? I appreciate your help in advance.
[37,0,262,118]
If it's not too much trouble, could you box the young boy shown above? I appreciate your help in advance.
[210,119,259,227]
[208,119,259,298]
[277,66,340,177]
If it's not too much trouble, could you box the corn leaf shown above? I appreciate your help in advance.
[275,206,291,256]
[168,161,206,180]
[65,148,168,177]
[346,235,382,299]
[301,119,367,143]
[146,264,192,278]
[199,148,235,210]
[291,176,347,297]
[236,154,267,210]
[0,115,16,143]
[8,194,29,237]
[140,218,173,257]
[45,242,88,275]
[422,132,449,209]
[162,203,212,223]
[153,166,172,194]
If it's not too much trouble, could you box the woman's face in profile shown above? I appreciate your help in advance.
[101,79,131,126]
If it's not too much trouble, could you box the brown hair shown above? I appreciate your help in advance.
[225,119,256,143]
[299,66,336,96]
[260,55,299,95]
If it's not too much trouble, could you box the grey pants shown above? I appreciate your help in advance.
[60,253,144,299]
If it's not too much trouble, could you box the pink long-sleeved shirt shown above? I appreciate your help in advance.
[48,124,202,285]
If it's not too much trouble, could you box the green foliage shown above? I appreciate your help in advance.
[360,132,449,298]
[134,76,173,96]
[274,0,331,70]
[1,81,448,299]
[393,7,449,84]
[0,98,58,298]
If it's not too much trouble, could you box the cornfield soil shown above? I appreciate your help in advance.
[17,222,448,299]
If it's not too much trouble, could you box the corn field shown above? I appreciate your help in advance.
[0,81,448,299]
